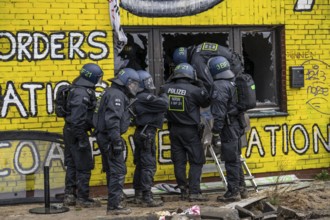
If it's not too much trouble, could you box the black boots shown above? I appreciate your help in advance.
[141,191,163,207]
[133,190,143,204]
[240,187,249,199]
[178,185,188,201]
[63,194,76,206]
[107,205,132,215]
[217,190,241,202]
[188,193,209,202]
[76,198,101,208]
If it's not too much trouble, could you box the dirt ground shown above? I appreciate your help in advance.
[1,180,330,220]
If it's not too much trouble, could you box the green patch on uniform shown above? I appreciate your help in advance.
[168,95,185,111]
[201,42,218,51]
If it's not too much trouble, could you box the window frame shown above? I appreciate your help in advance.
[122,26,287,117]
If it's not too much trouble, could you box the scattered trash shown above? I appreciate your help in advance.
[157,205,200,220]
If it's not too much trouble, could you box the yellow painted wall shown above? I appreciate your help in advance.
[0,0,329,195]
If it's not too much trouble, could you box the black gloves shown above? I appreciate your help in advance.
[112,139,124,157]
[212,133,221,148]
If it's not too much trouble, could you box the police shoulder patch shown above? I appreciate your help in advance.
[114,98,122,106]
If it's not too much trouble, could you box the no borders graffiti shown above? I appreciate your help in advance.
[0,123,329,179]
[0,30,109,61]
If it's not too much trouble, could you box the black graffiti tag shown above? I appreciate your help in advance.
[302,59,330,115]
[306,65,326,81]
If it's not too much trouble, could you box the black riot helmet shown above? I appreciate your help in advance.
[110,68,140,97]
[172,63,196,81]
[80,63,104,84]
[207,56,235,80]
[172,47,188,65]
[137,70,156,90]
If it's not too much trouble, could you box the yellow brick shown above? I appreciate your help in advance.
[34,14,50,20]
[68,3,86,9]
[61,14,78,20]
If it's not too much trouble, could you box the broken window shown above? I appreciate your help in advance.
[115,32,149,73]
[242,31,278,108]
[120,26,286,115]
[161,31,229,81]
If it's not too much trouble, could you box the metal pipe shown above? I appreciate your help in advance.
[44,166,50,209]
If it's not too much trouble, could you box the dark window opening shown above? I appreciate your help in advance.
[116,33,149,73]
[118,26,286,116]
[242,31,278,107]
[161,32,229,81]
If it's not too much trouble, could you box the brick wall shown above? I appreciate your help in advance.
[0,0,329,196]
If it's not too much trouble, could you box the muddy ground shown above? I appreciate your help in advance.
[1,180,330,220]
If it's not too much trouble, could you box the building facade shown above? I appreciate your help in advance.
[0,0,329,200]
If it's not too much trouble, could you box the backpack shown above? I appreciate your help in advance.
[55,84,72,117]
[235,73,256,111]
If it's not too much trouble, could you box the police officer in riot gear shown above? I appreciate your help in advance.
[172,42,244,93]
[161,63,210,202]
[93,68,140,215]
[132,70,168,207]
[208,56,246,202]
[63,63,103,208]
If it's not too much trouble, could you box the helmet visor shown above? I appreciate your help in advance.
[96,75,103,85]
[144,77,156,90]
[126,79,140,97]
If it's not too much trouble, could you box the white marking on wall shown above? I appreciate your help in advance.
[246,127,265,157]
[290,124,309,154]
[0,32,15,60]
[50,33,65,60]
[44,142,65,167]
[0,142,11,177]
[282,124,289,154]
[17,32,33,61]
[264,125,281,156]
[1,82,28,118]
[21,83,44,116]
[14,141,40,175]
[69,32,86,59]
[87,31,109,60]
[158,130,172,164]
[33,32,49,60]
[46,83,54,114]
[313,124,330,153]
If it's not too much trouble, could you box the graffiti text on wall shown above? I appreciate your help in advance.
[0,81,107,118]
[245,124,330,158]
[0,123,329,178]
[0,31,109,62]
[287,50,314,60]
[303,59,330,115]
